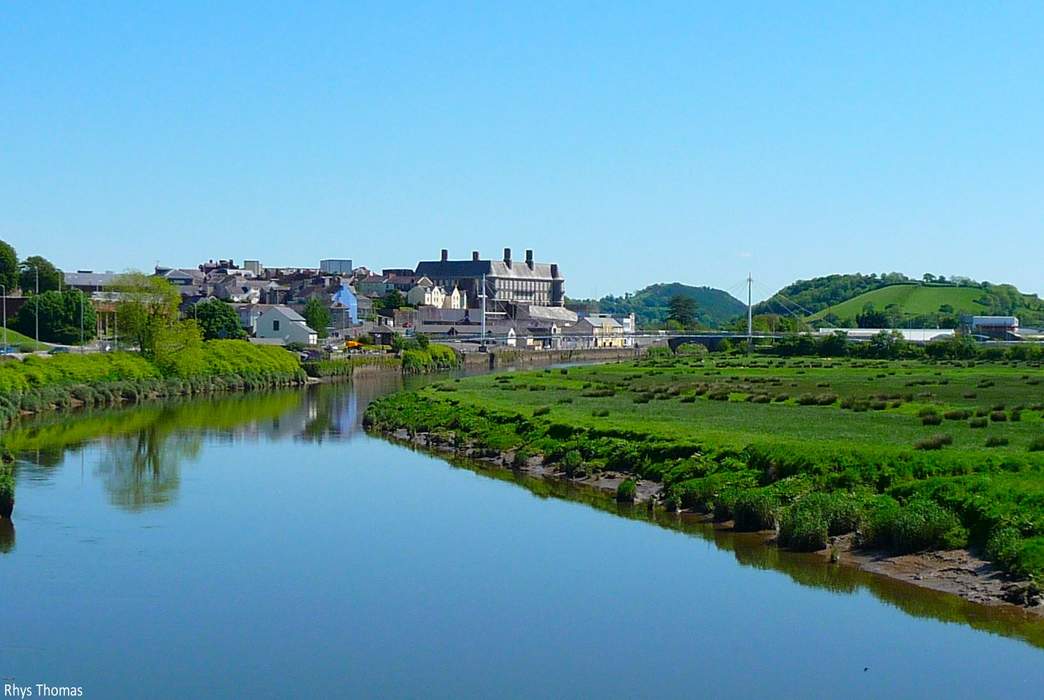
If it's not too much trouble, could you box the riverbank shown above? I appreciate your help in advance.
[0,341,307,428]
[363,355,1044,612]
[378,423,1044,614]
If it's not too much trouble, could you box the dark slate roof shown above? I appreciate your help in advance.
[415,259,561,280]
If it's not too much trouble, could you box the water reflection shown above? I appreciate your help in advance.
[435,449,1044,650]
[0,519,14,553]
[0,374,416,515]
[94,431,199,511]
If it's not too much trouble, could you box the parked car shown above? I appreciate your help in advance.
[48,347,71,355]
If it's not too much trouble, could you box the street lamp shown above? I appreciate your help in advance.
[34,265,39,347]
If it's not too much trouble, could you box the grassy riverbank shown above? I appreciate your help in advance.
[364,354,1044,584]
[0,341,306,425]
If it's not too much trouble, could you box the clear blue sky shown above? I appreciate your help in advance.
[2,2,1042,300]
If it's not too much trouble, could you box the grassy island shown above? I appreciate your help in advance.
[365,352,1044,583]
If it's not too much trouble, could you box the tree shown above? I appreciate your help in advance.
[303,297,331,339]
[111,272,182,358]
[13,289,97,344]
[19,255,63,294]
[194,299,246,340]
[666,295,697,327]
[0,240,17,292]
[855,303,890,329]
[381,289,405,311]
[152,319,204,376]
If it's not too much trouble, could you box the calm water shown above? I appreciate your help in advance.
[2,376,1043,699]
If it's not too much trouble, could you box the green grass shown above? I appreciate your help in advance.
[366,354,1044,580]
[809,284,989,322]
[0,327,50,351]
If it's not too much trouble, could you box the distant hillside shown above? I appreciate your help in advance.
[809,282,1044,328]
[753,273,911,316]
[569,283,746,329]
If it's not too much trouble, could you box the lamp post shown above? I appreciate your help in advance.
[34,265,39,348]
[80,292,85,353]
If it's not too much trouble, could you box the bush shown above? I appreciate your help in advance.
[921,414,942,426]
[985,436,1009,448]
[968,417,988,428]
[732,491,779,531]
[888,500,967,553]
[914,433,952,450]
[1029,437,1044,452]
[990,411,1007,422]
[532,406,551,417]
[779,505,829,551]
[943,409,971,420]
[592,409,610,417]
[616,478,637,503]
[985,526,1023,573]
[561,449,584,477]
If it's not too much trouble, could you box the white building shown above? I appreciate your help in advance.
[254,306,318,346]
[407,277,467,310]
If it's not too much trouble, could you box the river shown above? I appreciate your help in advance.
[1,375,1042,698]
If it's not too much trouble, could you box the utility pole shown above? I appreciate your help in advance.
[480,273,487,349]
[747,273,753,351]
[34,266,39,348]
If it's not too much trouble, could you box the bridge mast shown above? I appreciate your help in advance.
[747,273,753,351]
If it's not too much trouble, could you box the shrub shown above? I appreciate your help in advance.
[914,433,952,450]
[1029,437,1044,452]
[732,491,779,531]
[512,448,532,468]
[616,478,637,503]
[921,414,942,426]
[968,417,988,428]
[561,449,584,477]
[985,526,1023,573]
[532,406,551,417]
[985,436,1009,448]
[779,504,829,551]
[889,500,968,553]
[943,409,971,420]
[591,409,610,417]
[990,411,1007,422]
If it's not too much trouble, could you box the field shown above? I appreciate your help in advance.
[365,353,1044,581]
[809,284,988,322]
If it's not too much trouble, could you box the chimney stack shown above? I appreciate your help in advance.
[440,249,448,262]
[503,247,512,265]
[472,251,480,262]
[525,249,534,269]
[550,264,559,278]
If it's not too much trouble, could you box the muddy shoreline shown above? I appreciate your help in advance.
[381,427,1044,616]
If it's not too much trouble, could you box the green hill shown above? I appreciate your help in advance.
[753,273,911,316]
[569,283,746,329]
[809,283,1044,328]
[810,285,988,322]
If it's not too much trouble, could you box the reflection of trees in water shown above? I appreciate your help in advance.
[0,519,14,554]
[94,427,202,511]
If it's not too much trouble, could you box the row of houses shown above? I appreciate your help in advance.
[61,248,638,349]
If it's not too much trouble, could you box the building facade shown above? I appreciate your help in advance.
[414,248,565,313]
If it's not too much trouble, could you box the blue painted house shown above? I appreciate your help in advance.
[332,284,359,326]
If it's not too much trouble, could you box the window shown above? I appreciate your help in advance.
[273,319,280,332]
